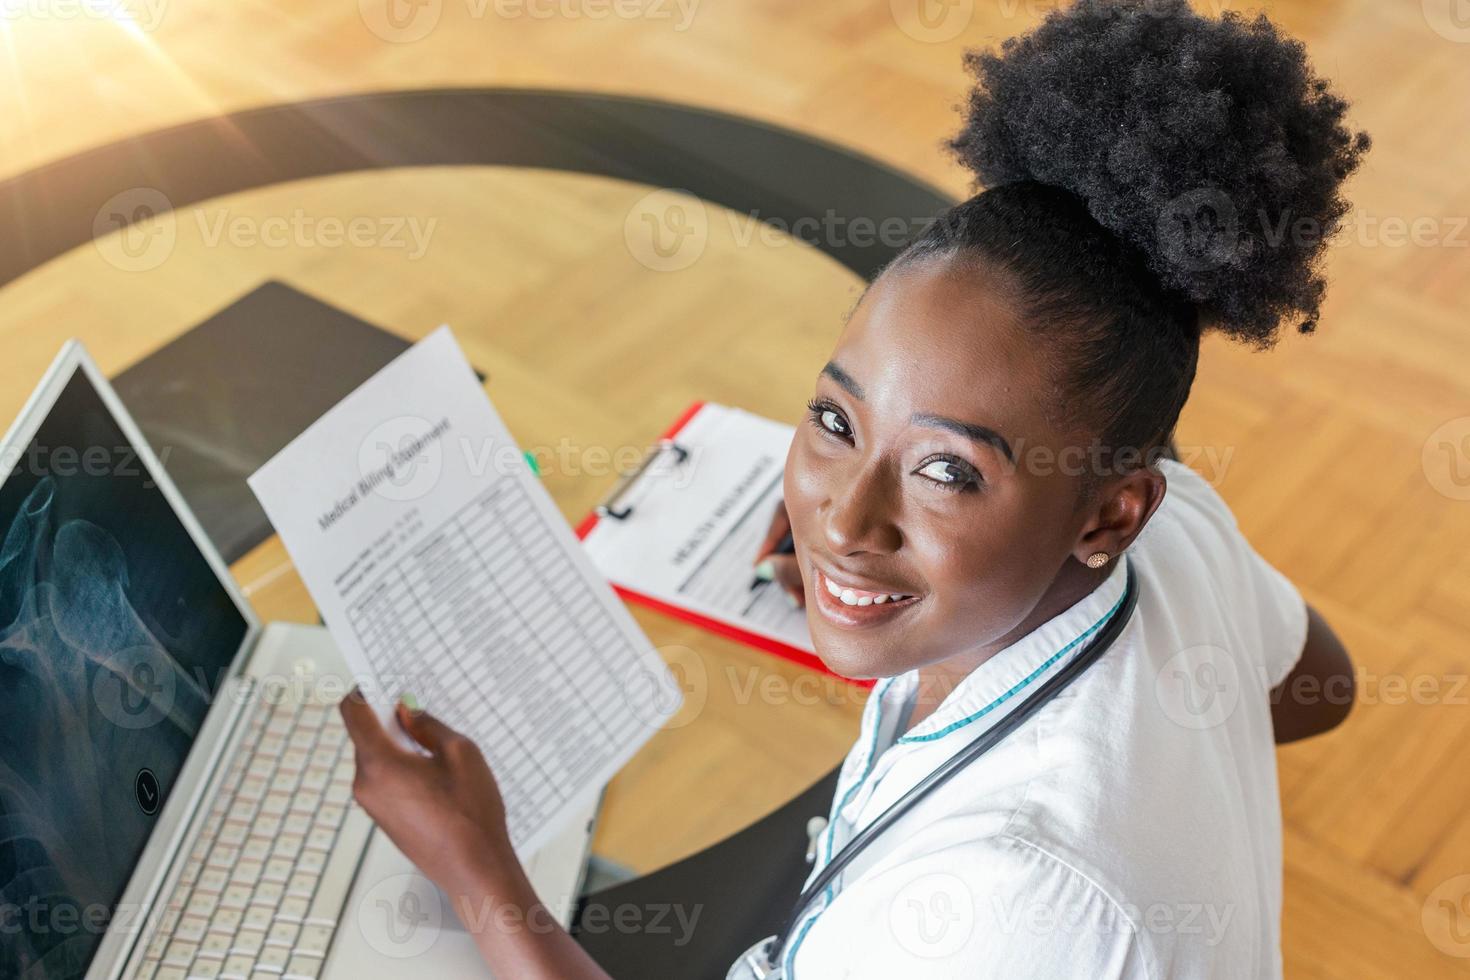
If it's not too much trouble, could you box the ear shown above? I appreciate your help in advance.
[1073,466,1168,564]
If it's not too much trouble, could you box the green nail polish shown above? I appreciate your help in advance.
[399,692,420,712]
[754,560,775,582]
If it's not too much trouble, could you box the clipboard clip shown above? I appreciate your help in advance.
[594,438,690,521]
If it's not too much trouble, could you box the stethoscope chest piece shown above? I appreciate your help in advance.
[728,935,783,979]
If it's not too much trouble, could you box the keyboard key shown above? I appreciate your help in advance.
[256,944,290,970]
[231,929,266,956]
[230,860,263,886]
[272,834,304,860]
[163,939,198,966]
[283,953,323,978]
[266,920,299,947]
[294,924,335,956]
[209,908,243,934]
[220,954,255,979]
[262,858,293,883]
[286,870,319,899]
[306,809,372,924]
[278,897,309,922]
[252,881,284,906]
[198,931,233,958]
[187,959,222,979]
[242,906,273,932]
[175,917,208,943]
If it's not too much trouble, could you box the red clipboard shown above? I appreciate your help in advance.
[575,401,870,687]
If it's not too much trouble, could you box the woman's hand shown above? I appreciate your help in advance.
[337,689,612,979]
[338,689,516,899]
[754,498,805,606]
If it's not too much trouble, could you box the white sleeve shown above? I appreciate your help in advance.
[1162,460,1309,690]
[789,836,1148,979]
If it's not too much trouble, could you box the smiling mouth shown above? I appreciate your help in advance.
[811,566,921,628]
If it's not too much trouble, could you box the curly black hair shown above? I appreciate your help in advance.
[893,0,1369,485]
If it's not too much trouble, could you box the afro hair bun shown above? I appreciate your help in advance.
[951,0,1370,346]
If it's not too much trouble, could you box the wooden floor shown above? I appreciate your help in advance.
[1,2,1467,976]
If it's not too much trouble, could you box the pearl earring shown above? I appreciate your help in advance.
[1085,551,1110,569]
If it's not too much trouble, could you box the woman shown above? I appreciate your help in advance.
[338,1,1364,975]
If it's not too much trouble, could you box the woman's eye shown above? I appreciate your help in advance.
[820,410,850,436]
[807,399,853,440]
[916,457,980,491]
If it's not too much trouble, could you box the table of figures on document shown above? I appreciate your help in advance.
[342,477,648,846]
[675,471,806,630]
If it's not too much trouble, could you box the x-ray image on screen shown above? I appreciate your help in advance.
[0,368,248,979]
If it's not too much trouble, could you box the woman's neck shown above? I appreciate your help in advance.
[902,559,1111,734]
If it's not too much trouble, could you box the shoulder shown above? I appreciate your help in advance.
[796,831,1150,979]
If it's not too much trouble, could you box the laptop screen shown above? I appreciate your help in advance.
[0,365,250,979]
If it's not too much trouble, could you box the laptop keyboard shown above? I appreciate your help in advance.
[132,686,373,980]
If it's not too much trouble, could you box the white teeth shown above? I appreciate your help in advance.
[822,571,913,607]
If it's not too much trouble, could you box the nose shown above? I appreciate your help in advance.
[820,456,902,556]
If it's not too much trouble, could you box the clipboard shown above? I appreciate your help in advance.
[576,402,866,685]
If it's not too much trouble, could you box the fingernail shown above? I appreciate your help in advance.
[753,560,775,582]
[785,591,802,610]
[399,692,421,713]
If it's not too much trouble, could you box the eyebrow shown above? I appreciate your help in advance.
[820,361,864,400]
[821,360,1016,464]
[910,413,1016,463]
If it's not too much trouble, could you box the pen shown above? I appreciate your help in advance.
[750,531,796,590]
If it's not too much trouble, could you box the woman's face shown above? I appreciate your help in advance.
[784,252,1130,680]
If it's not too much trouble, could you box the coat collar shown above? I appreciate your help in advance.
[887,556,1132,745]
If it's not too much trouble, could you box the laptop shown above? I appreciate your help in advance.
[0,342,598,980]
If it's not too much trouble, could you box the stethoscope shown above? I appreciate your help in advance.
[729,557,1140,979]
